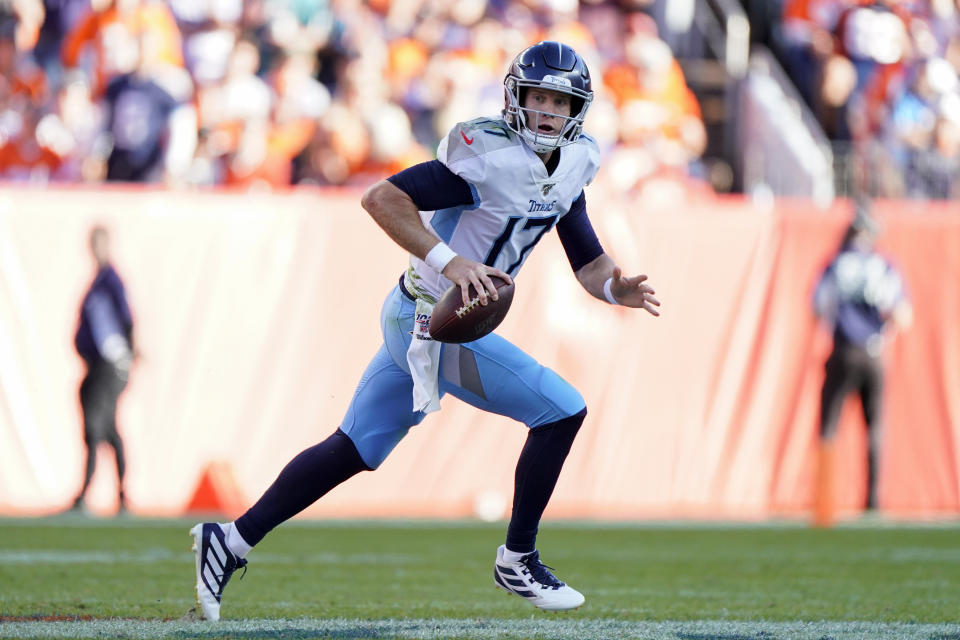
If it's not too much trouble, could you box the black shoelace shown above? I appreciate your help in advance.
[520,551,565,588]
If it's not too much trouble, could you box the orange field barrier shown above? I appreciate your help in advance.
[0,185,958,521]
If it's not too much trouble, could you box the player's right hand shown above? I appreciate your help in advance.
[442,257,512,306]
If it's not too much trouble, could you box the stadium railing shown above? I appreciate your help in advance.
[739,46,835,205]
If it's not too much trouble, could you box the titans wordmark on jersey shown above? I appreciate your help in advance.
[405,117,601,301]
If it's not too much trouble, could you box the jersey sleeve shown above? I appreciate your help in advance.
[105,268,134,334]
[876,259,908,313]
[387,160,476,211]
[556,190,604,272]
[436,121,489,185]
[579,133,602,187]
[84,289,129,361]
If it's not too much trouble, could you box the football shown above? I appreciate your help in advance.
[429,276,515,343]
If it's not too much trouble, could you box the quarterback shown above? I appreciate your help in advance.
[191,40,660,619]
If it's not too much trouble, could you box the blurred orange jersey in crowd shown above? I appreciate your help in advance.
[602,58,702,140]
[61,0,184,96]
[225,119,318,188]
[0,139,63,178]
[6,66,49,105]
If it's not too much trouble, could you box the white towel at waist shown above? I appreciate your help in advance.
[406,297,442,414]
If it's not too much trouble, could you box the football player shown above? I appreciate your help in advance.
[191,40,660,620]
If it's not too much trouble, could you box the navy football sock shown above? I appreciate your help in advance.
[505,409,586,554]
[234,429,370,547]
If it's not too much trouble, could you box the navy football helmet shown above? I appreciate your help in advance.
[503,41,593,153]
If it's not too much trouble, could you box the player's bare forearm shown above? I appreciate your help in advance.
[575,253,661,316]
[575,253,615,297]
[361,180,510,305]
[361,180,442,261]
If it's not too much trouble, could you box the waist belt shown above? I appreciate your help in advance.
[398,273,417,301]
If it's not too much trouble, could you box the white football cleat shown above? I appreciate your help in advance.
[190,523,247,621]
[493,544,585,611]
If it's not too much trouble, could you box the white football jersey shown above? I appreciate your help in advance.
[405,116,601,301]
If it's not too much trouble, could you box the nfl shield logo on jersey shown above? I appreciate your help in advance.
[541,183,556,197]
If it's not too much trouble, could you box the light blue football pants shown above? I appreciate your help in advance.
[339,285,586,468]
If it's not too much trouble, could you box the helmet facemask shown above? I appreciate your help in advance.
[504,77,593,153]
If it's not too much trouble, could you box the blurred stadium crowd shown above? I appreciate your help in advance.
[0,0,957,198]
[774,0,960,198]
[0,0,709,191]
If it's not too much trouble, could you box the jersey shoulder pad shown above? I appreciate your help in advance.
[462,117,517,146]
[438,118,520,183]
[440,117,518,163]
[574,131,601,185]
[577,131,600,154]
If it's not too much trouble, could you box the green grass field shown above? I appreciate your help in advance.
[1,516,959,639]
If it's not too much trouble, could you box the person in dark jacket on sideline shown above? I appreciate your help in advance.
[71,225,135,515]
[813,202,912,517]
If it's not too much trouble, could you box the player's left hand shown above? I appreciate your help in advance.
[609,267,660,316]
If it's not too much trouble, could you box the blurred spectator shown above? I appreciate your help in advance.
[4,0,44,53]
[886,59,942,156]
[0,101,64,179]
[0,18,48,105]
[818,52,859,139]
[100,31,195,183]
[224,51,327,187]
[0,19,62,180]
[61,0,184,96]
[907,93,960,197]
[169,0,242,90]
[195,37,271,184]
[778,0,846,108]
[33,0,90,80]
[601,13,707,193]
[834,0,911,96]
[36,71,107,181]
[263,0,335,56]
[295,101,366,185]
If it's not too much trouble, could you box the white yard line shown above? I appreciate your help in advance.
[1,618,958,639]
[0,549,417,565]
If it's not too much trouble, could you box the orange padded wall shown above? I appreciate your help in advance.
[0,186,957,521]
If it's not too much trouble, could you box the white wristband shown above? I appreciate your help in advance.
[603,277,620,305]
[424,242,458,273]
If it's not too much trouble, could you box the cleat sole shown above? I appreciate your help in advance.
[494,581,583,611]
